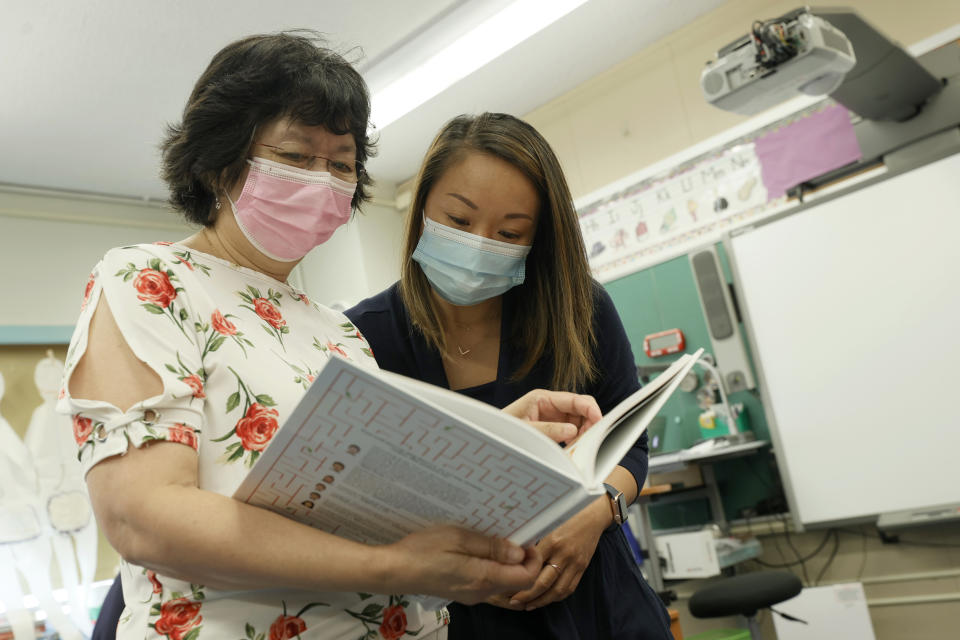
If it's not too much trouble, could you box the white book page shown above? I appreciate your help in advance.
[380,370,583,480]
[569,350,702,483]
[234,357,584,545]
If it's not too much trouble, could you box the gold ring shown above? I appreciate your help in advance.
[546,563,562,573]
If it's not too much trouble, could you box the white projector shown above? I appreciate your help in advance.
[701,11,856,115]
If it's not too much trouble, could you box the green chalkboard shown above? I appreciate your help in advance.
[604,243,784,529]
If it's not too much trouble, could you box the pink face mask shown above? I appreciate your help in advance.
[228,157,357,262]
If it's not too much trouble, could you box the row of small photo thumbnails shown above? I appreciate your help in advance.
[301,443,360,510]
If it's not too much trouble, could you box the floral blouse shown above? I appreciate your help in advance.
[57,242,447,640]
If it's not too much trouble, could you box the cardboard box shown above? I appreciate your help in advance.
[647,464,704,490]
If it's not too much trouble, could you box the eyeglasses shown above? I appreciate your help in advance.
[255,143,365,183]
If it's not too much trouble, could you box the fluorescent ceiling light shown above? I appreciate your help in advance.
[370,0,589,129]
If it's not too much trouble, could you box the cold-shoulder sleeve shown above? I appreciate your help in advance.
[58,246,206,475]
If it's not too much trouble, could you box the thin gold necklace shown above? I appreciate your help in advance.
[454,325,479,357]
[444,306,499,358]
[450,320,498,357]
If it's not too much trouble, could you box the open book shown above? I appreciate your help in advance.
[234,349,702,546]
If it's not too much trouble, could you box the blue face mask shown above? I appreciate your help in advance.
[412,215,532,306]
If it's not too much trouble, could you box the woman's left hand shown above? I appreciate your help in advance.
[502,389,602,444]
[486,497,611,611]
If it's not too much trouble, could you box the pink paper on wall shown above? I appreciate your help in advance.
[754,104,861,199]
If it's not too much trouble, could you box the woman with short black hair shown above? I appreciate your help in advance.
[161,31,375,225]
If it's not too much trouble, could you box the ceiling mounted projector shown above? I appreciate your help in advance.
[701,9,856,116]
[701,8,944,121]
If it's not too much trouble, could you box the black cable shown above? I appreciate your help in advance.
[856,526,869,581]
[814,530,841,585]
[781,513,811,585]
[769,23,796,58]
[761,25,784,58]
[771,607,809,625]
[751,557,798,569]
[768,517,792,568]
[751,17,799,68]
[885,539,960,548]
[750,527,835,569]
[838,527,960,549]
[742,510,791,575]
[745,456,776,492]
[751,20,771,67]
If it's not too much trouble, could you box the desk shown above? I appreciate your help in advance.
[648,439,769,473]
[630,440,770,592]
[648,439,769,533]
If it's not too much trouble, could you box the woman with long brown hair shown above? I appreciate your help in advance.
[347,113,673,639]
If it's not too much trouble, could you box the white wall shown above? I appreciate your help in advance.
[0,189,193,329]
[293,216,369,310]
[355,198,406,297]
[293,184,405,310]
[1,183,406,329]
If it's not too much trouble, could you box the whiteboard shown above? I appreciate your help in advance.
[729,152,960,527]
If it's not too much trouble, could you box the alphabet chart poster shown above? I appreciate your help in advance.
[578,102,859,282]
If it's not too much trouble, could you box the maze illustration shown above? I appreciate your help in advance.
[243,370,578,538]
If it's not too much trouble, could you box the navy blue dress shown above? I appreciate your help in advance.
[346,283,673,640]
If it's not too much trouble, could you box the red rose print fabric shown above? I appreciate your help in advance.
[253,297,285,330]
[234,403,278,451]
[57,243,425,640]
[134,268,178,308]
[147,570,163,595]
[211,310,237,335]
[80,273,96,310]
[269,614,307,640]
[167,423,199,450]
[72,415,94,447]
[182,375,205,398]
[379,605,408,640]
[152,597,202,640]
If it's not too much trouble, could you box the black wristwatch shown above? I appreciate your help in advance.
[603,483,628,528]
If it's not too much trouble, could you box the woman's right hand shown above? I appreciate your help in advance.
[503,389,603,445]
[382,526,541,604]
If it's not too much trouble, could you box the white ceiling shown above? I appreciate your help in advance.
[1,0,726,201]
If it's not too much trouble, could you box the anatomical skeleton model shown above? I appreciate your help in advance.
[26,352,98,636]
[0,365,84,640]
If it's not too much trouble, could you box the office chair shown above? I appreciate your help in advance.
[688,571,802,640]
